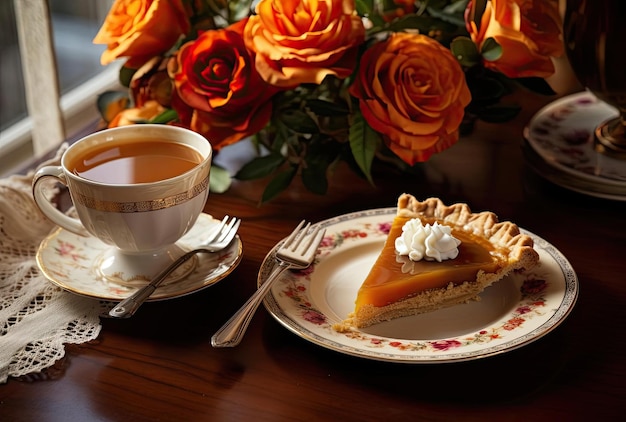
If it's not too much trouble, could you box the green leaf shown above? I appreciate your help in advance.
[349,112,379,185]
[278,109,319,134]
[427,3,467,28]
[208,165,231,194]
[234,152,285,180]
[300,137,340,195]
[148,109,178,124]
[385,15,445,34]
[228,0,253,22]
[355,0,373,16]
[450,37,480,67]
[305,99,350,116]
[119,66,137,88]
[261,167,297,203]
[481,37,503,62]
[355,0,386,28]
[442,0,471,15]
[269,123,290,153]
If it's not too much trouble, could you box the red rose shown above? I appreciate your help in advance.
[169,20,280,150]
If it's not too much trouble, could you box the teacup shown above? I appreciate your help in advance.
[32,124,212,286]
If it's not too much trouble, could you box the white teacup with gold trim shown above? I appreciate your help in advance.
[32,124,212,286]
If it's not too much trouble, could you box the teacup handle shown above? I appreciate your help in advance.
[32,165,89,236]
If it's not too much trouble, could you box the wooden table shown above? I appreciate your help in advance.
[2,92,625,420]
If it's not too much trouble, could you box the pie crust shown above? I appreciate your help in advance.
[335,194,540,330]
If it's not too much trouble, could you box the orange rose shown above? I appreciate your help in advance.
[108,100,166,127]
[128,57,172,108]
[243,0,365,88]
[350,33,471,165]
[466,0,564,78]
[169,20,280,150]
[93,0,190,67]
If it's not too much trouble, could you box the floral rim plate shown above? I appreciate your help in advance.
[524,91,626,187]
[523,140,626,201]
[261,208,578,363]
[36,213,242,301]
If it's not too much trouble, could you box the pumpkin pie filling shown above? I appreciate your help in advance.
[335,194,540,330]
[356,216,506,308]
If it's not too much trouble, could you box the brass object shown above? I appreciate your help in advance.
[594,115,626,160]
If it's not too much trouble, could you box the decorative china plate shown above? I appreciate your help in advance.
[524,91,626,187]
[37,213,242,301]
[523,140,626,201]
[261,208,578,363]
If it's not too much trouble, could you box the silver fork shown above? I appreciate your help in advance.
[108,216,241,319]
[211,220,325,348]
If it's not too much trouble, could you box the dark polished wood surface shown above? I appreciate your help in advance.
[2,92,625,421]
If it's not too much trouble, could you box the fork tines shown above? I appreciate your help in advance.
[205,215,238,244]
[283,220,310,251]
[279,220,325,266]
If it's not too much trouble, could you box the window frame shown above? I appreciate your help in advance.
[0,0,117,176]
[0,64,121,176]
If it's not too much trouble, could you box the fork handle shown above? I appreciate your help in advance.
[211,261,291,347]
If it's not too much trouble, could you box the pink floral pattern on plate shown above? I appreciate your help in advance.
[525,91,626,185]
[36,213,243,301]
[262,208,578,363]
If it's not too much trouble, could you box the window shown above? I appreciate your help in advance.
[0,0,118,175]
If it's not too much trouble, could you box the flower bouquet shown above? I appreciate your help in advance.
[94,0,563,202]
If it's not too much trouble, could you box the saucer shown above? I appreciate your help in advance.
[523,140,626,201]
[524,91,626,189]
[36,213,243,301]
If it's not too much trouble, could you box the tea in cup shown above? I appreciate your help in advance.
[32,124,212,285]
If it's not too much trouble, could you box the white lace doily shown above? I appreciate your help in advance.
[0,145,103,383]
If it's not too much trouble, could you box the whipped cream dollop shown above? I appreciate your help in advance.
[395,218,461,262]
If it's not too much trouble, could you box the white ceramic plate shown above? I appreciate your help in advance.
[36,213,242,301]
[262,208,578,363]
[524,91,626,187]
[523,140,626,201]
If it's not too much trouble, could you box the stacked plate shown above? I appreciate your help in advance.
[523,91,626,201]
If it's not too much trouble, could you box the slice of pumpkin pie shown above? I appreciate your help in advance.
[336,194,539,330]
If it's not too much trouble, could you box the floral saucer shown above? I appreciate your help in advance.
[523,139,626,201]
[36,213,242,301]
[524,91,626,187]
[261,208,578,363]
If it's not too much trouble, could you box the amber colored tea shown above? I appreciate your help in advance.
[70,139,204,184]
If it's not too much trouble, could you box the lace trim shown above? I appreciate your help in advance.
[0,145,103,383]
